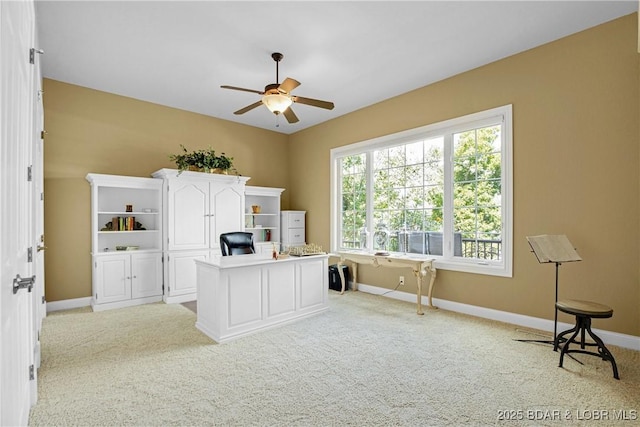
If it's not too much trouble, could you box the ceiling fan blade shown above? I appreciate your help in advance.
[221,85,264,95]
[293,96,335,110]
[234,101,263,115]
[283,107,299,124]
[278,77,300,94]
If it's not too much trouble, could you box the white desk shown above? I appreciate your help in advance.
[335,251,437,315]
[195,253,329,343]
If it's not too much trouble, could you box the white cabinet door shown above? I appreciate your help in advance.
[168,250,208,297]
[167,180,209,251]
[210,183,244,251]
[95,254,132,304]
[131,253,162,299]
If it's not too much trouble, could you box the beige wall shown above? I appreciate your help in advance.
[43,80,290,301]
[44,14,639,336]
[288,14,639,336]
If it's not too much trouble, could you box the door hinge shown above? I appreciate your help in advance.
[41,192,44,201]
[41,130,47,139]
[29,364,35,380]
[29,48,44,64]
[42,296,46,304]
[27,165,33,181]
[28,247,33,262]
[95,293,98,300]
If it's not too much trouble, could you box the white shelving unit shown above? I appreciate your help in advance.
[244,186,284,254]
[86,173,164,311]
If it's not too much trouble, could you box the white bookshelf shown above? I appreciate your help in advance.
[244,186,284,253]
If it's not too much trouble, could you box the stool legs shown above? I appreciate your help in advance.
[557,314,619,380]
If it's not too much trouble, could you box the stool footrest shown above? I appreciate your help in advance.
[554,313,619,380]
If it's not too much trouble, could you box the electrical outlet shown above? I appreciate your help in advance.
[399,276,405,286]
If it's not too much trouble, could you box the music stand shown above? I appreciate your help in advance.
[517,235,582,349]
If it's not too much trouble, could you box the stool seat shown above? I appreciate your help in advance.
[554,299,618,379]
[556,299,613,318]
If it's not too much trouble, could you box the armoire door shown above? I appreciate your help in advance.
[167,179,209,250]
[210,183,244,251]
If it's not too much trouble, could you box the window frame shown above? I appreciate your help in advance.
[330,104,513,277]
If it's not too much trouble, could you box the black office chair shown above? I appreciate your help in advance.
[220,232,256,256]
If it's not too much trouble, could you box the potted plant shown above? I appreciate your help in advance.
[169,145,235,174]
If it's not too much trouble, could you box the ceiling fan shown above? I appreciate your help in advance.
[221,52,334,124]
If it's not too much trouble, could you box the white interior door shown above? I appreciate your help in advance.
[31,47,45,403]
[0,0,38,424]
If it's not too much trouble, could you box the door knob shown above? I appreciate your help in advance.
[37,245,47,252]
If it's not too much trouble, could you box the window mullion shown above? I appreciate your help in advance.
[442,133,454,258]
[365,151,374,251]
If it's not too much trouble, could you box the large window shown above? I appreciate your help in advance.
[331,105,512,277]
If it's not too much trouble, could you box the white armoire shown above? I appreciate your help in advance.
[152,169,250,303]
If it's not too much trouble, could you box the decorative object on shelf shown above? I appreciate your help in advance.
[251,205,261,214]
[289,243,324,257]
[126,204,133,212]
[168,144,235,175]
[374,223,390,252]
[359,226,369,250]
[116,245,139,251]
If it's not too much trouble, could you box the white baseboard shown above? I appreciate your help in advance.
[356,283,640,351]
[164,293,196,304]
[46,297,92,313]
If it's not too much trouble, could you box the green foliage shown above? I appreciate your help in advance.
[169,145,234,173]
[452,126,502,239]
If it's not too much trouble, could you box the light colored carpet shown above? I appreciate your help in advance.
[30,291,639,426]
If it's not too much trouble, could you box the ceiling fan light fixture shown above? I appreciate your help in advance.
[261,93,292,114]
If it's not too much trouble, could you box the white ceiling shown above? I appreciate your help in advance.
[35,1,637,135]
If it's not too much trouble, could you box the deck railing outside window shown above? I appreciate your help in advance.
[342,231,502,261]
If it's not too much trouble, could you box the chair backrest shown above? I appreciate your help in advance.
[220,232,255,256]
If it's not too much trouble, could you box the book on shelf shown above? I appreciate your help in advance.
[109,216,137,231]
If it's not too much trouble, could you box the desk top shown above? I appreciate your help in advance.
[332,250,434,265]
[197,253,329,269]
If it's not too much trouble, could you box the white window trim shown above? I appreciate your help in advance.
[330,104,513,278]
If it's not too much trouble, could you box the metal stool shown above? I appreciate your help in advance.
[554,299,619,379]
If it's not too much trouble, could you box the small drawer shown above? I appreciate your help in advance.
[288,212,305,227]
[287,228,306,244]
